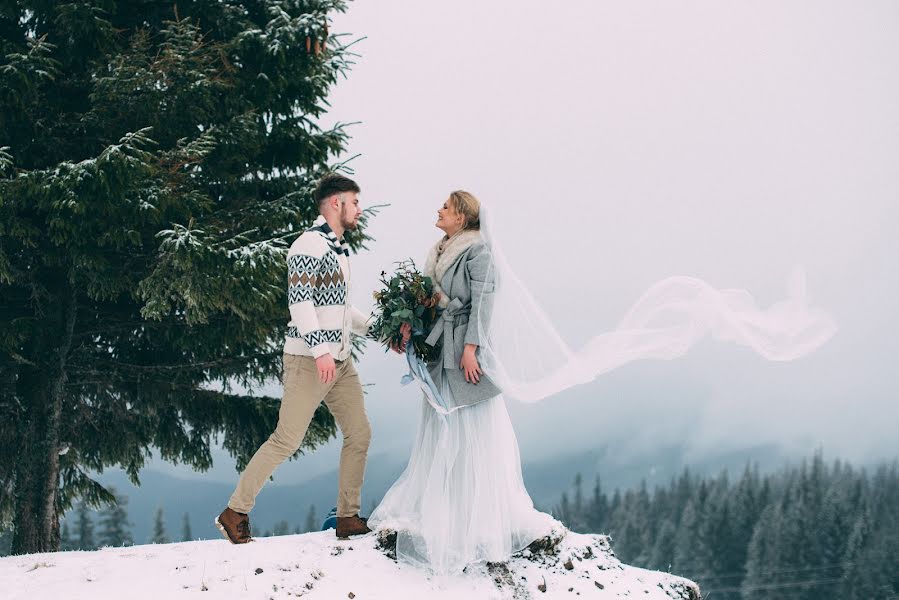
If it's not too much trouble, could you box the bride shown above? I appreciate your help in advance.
[368,190,835,575]
[367,191,558,575]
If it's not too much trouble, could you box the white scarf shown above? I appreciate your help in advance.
[424,229,482,309]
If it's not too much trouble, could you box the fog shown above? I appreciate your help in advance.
[153,0,899,485]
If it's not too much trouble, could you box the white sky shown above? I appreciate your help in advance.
[159,0,899,484]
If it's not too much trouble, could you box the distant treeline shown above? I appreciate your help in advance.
[0,495,323,555]
[554,453,899,599]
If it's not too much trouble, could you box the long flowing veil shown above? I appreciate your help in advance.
[473,205,838,404]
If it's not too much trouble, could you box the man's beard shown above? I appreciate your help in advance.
[341,209,358,230]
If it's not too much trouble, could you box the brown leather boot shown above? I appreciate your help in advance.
[215,507,253,544]
[336,514,371,539]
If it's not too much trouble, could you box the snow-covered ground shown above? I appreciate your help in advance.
[2,529,700,599]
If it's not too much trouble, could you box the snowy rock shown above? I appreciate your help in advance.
[2,528,700,599]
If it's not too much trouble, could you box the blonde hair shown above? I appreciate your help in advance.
[448,190,481,231]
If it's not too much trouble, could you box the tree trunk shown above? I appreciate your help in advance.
[10,370,63,554]
[10,283,76,555]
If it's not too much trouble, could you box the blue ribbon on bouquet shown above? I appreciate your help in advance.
[400,343,458,416]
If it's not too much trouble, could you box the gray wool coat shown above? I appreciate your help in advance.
[425,241,502,407]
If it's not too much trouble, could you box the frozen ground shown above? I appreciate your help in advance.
[2,527,700,599]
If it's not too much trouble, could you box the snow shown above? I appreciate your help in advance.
[2,528,699,600]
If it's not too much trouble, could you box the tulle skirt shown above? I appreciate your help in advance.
[368,378,559,575]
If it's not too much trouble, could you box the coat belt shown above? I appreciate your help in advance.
[425,297,470,369]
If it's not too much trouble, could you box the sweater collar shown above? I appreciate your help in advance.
[308,215,350,257]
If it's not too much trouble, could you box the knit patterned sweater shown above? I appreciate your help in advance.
[285,216,371,360]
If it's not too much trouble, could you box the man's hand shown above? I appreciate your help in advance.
[460,344,481,384]
[315,353,336,383]
[390,322,412,354]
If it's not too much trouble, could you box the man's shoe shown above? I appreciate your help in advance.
[336,514,371,539]
[215,507,253,544]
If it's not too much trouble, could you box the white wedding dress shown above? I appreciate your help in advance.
[368,376,559,575]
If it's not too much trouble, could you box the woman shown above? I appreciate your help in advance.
[367,191,558,575]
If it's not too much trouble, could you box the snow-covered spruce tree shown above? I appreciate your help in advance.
[74,502,96,551]
[180,512,192,542]
[58,522,75,552]
[97,489,133,548]
[304,504,318,533]
[0,1,369,555]
[151,507,169,544]
[273,519,290,536]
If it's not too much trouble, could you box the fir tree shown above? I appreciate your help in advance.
[838,507,873,600]
[180,512,192,542]
[572,473,584,529]
[726,464,761,579]
[75,502,95,551]
[304,504,318,533]
[273,519,290,536]
[97,489,133,548]
[818,462,857,569]
[611,481,652,567]
[555,491,572,526]
[1,0,370,554]
[649,518,677,571]
[608,489,622,521]
[872,462,899,596]
[672,496,702,575]
[58,522,75,551]
[649,485,673,540]
[839,463,899,599]
[588,475,609,533]
[699,473,732,579]
[151,507,168,544]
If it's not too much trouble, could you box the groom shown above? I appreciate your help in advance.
[216,173,373,543]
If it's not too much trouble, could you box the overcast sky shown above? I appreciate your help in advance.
[157,0,898,484]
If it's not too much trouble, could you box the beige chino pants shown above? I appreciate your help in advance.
[228,353,371,518]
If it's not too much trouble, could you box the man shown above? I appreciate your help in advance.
[216,173,373,543]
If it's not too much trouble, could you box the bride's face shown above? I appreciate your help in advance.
[436,198,464,235]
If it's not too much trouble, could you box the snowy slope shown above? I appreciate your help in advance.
[2,528,700,600]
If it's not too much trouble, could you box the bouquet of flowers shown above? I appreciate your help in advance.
[369,260,442,362]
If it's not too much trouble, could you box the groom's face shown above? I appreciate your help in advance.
[339,192,362,230]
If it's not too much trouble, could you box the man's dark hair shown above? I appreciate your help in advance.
[313,173,360,206]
